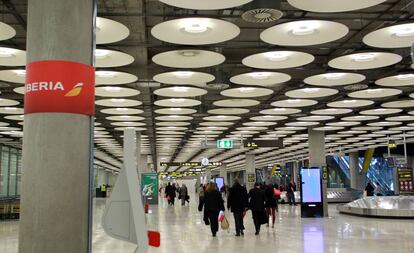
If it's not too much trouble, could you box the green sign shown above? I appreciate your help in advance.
[217,139,233,149]
[141,173,159,205]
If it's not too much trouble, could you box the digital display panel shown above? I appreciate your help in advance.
[215,177,224,191]
[301,168,322,203]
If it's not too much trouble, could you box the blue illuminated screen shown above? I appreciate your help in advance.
[301,168,322,203]
[215,177,224,191]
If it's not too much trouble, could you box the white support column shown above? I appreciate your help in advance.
[245,153,255,190]
[219,164,227,185]
[349,152,360,189]
[308,129,328,217]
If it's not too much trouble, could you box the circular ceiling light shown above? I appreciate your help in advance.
[304,72,365,86]
[327,99,374,108]
[0,69,26,84]
[157,121,191,126]
[208,108,250,115]
[276,126,306,131]
[95,71,137,85]
[95,98,142,107]
[106,115,144,121]
[285,87,338,98]
[243,121,277,127]
[261,20,348,46]
[213,99,259,108]
[114,127,146,131]
[199,121,234,126]
[297,115,334,121]
[151,18,240,45]
[352,126,382,131]
[260,108,301,115]
[0,47,26,66]
[0,21,16,41]
[386,116,414,122]
[271,99,318,108]
[95,86,140,97]
[363,23,414,48]
[152,49,225,68]
[329,52,402,70]
[341,115,379,121]
[327,121,361,127]
[359,108,402,115]
[153,71,215,85]
[159,0,253,10]
[220,87,273,98]
[0,98,19,107]
[155,108,197,115]
[286,121,319,127]
[242,51,314,69]
[96,17,129,44]
[348,88,401,98]
[314,126,344,131]
[250,115,288,121]
[0,107,23,114]
[311,108,352,115]
[110,122,146,127]
[154,86,207,97]
[101,108,143,115]
[382,100,414,108]
[230,71,291,86]
[156,115,194,121]
[368,121,402,127]
[4,115,24,121]
[287,0,386,13]
[376,73,414,87]
[155,98,201,107]
[95,49,134,67]
[203,115,241,121]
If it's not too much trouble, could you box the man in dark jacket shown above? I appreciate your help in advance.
[287,180,297,206]
[248,182,266,235]
[227,179,248,236]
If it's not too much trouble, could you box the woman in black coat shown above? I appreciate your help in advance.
[264,183,277,228]
[203,182,225,237]
[248,182,266,235]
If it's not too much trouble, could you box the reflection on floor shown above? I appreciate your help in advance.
[1,196,414,253]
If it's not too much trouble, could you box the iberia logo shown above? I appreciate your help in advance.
[65,83,84,97]
[25,81,84,97]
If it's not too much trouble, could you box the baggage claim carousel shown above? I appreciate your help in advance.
[337,196,414,218]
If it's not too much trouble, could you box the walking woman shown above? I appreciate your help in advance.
[203,182,225,237]
[264,183,277,228]
[248,182,266,235]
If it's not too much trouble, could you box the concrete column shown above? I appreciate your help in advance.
[349,152,360,189]
[219,164,227,185]
[19,1,95,253]
[308,129,328,217]
[140,154,150,173]
[245,153,255,190]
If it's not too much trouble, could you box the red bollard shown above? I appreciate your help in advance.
[144,202,149,213]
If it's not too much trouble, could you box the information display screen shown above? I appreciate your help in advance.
[301,168,322,203]
[215,177,224,191]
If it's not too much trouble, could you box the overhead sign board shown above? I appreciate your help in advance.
[244,139,283,149]
[160,162,223,167]
[217,139,234,149]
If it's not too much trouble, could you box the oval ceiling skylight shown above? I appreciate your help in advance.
[261,20,349,46]
[328,52,402,70]
[151,18,240,45]
[304,72,365,86]
[242,51,314,69]
[153,71,215,85]
[230,72,291,86]
[363,23,414,48]
[152,49,225,68]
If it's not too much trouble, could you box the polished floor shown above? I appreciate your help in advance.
[1,195,414,253]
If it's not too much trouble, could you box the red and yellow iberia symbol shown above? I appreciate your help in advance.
[25,60,95,116]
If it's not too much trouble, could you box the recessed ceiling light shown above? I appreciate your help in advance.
[290,24,319,36]
[303,88,320,93]
[174,71,194,78]
[0,47,16,58]
[324,73,346,80]
[392,24,414,37]
[351,53,376,62]
[264,52,289,62]
[170,108,182,111]
[172,87,189,92]
[343,100,357,103]
[181,19,209,34]
[95,49,110,59]
[110,98,126,103]
[13,70,26,76]
[366,88,383,93]
[96,71,117,78]
[395,74,414,80]
[248,72,272,80]
[239,87,256,93]
[103,87,121,92]
[115,108,128,111]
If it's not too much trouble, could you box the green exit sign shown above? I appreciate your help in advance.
[217,139,233,149]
